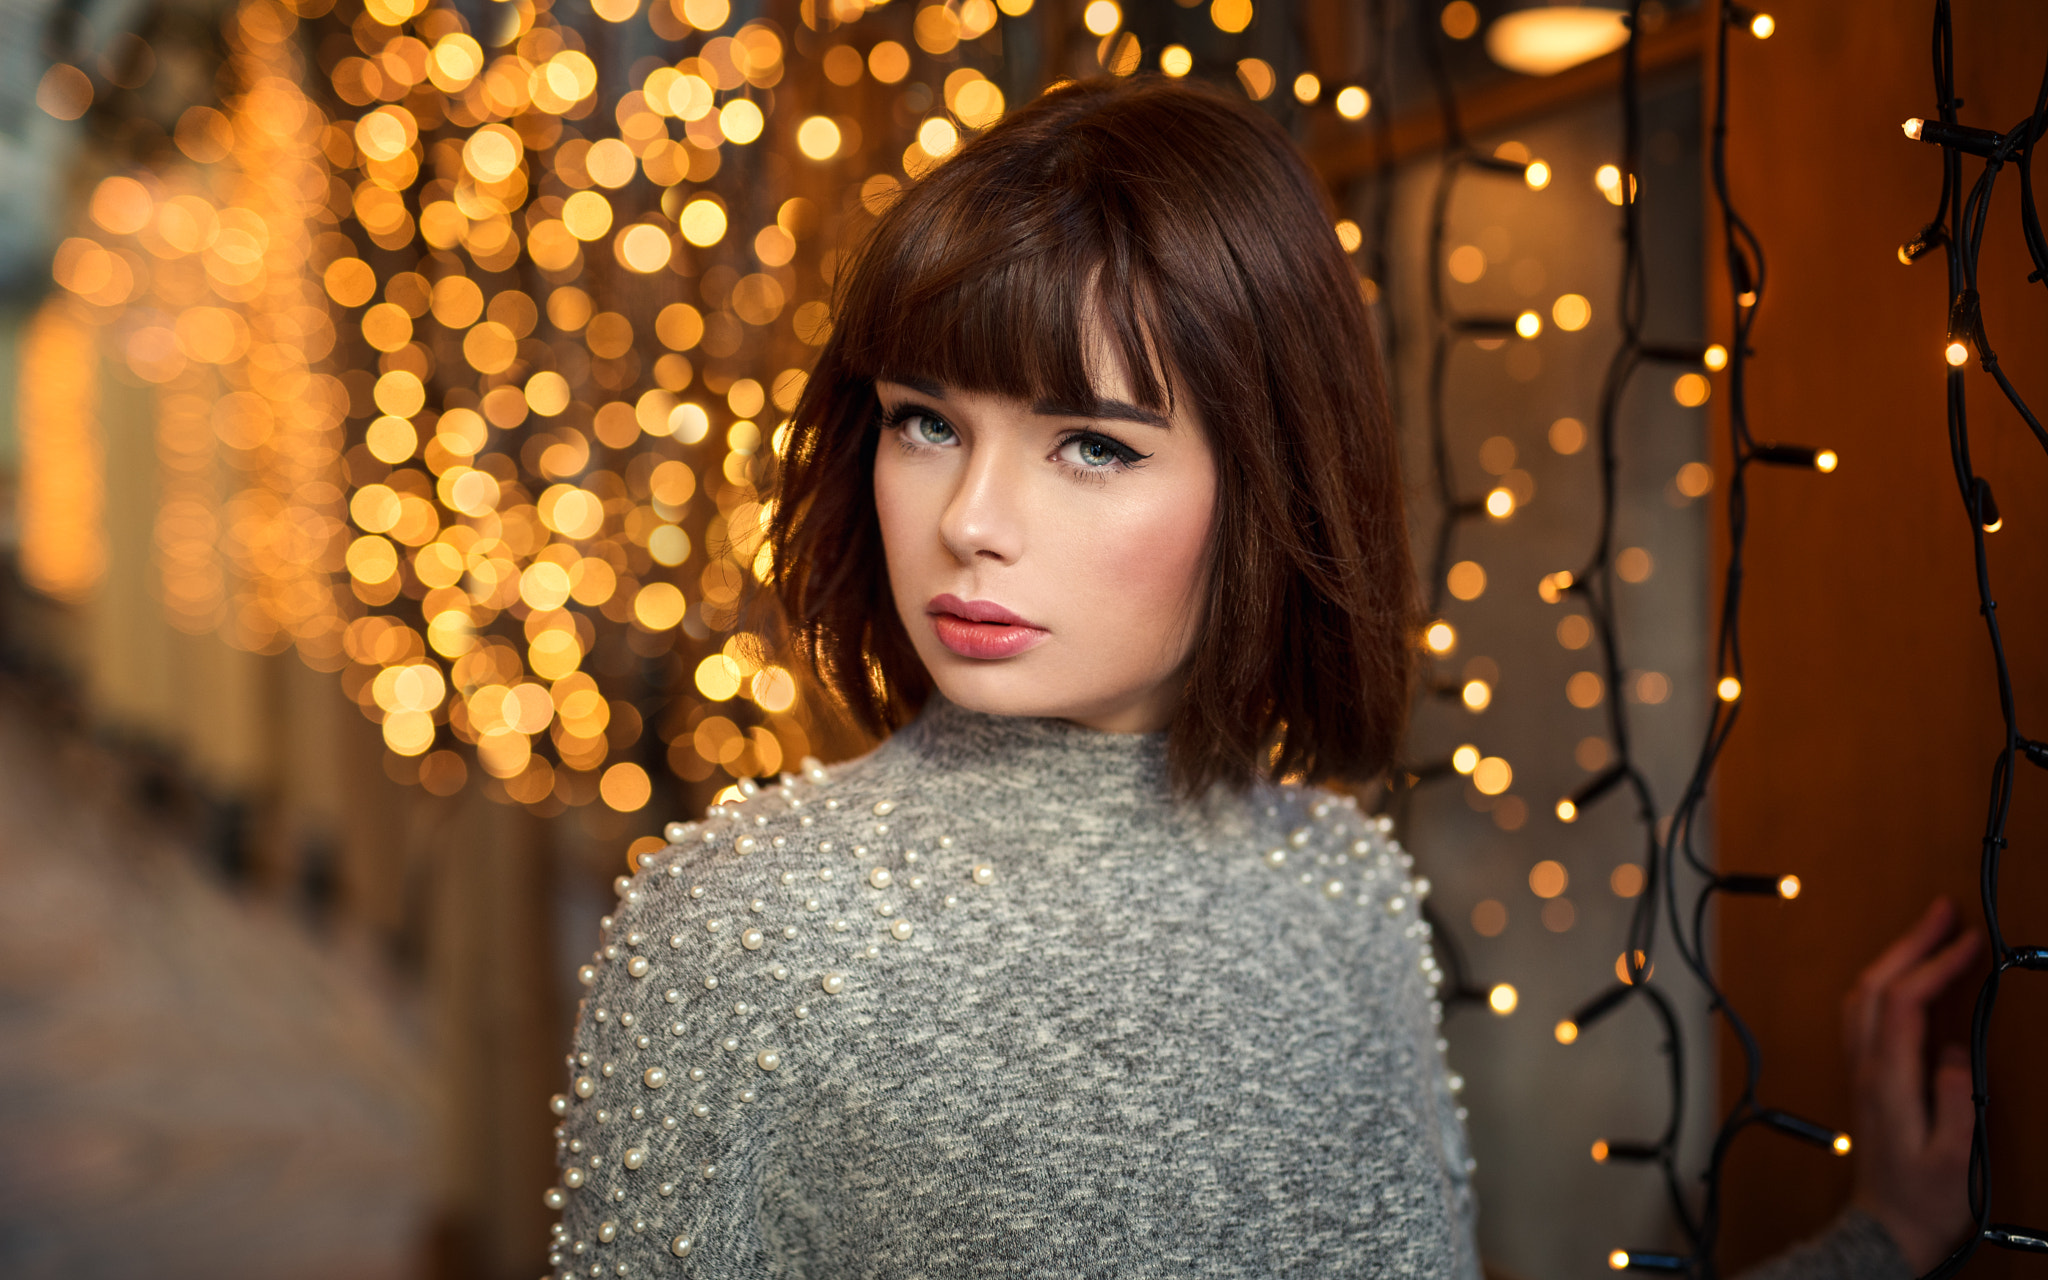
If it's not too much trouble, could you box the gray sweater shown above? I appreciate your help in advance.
[547,697,1478,1277]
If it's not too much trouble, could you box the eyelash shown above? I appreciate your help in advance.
[878,402,1153,479]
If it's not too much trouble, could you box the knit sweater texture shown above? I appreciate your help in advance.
[547,697,1478,1278]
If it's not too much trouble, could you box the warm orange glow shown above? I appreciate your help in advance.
[1486,7,1629,75]
[1472,756,1512,795]
[1556,799,1579,823]
[1552,294,1591,331]
[1718,675,1743,702]
[1529,860,1567,899]
[1556,1020,1580,1046]
[1778,875,1802,900]
[1815,449,1840,473]
[1335,86,1369,119]
[1591,1140,1610,1162]
[17,300,106,601]
[1945,340,1970,367]
[1447,560,1487,601]
[1488,983,1518,1015]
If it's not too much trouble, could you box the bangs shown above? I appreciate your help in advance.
[827,154,1176,419]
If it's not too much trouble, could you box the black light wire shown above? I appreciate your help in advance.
[1386,0,1552,1011]
[1904,3,2048,1271]
[1561,4,1862,1274]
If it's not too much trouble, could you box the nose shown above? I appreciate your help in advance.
[936,438,1025,565]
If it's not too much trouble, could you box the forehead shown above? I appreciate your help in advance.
[833,176,1179,418]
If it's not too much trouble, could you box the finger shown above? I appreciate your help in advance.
[1869,931,1978,1139]
[1847,899,1955,1061]
[1867,930,1977,1137]
[1929,1046,1975,1167]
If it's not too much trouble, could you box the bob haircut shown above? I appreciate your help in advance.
[767,75,1416,798]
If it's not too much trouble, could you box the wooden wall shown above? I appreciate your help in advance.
[1713,1,2048,1273]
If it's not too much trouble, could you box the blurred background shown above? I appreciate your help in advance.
[0,0,2043,1276]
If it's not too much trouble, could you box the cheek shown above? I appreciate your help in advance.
[871,447,927,565]
[1061,479,1215,641]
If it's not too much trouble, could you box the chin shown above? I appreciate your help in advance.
[923,656,1076,721]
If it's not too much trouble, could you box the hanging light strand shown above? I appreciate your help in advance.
[1895,5,2048,1271]
[1565,4,1858,1273]
[1387,0,1554,1011]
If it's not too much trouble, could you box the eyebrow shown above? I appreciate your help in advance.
[885,377,1171,429]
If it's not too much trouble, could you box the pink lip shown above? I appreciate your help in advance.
[926,594,1049,660]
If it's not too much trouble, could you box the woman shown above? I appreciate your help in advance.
[549,76,1451,1277]
[544,77,1961,1278]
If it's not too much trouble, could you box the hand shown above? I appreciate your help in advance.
[1843,898,1978,1274]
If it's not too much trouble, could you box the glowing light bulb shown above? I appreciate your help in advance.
[1556,798,1578,823]
[1717,676,1742,702]
[1832,1133,1852,1155]
[1082,0,1119,34]
[1488,983,1518,1015]
[1425,621,1457,653]
[1485,487,1516,518]
[1160,44,1192,77]
[1595,163,1621,192]
[1452,744,1481,774]
[1814,449,1839,473]
[1610,1251,1631,1271]
[1591,1140,1610,1162]
[1737,290,1758,307]
[1985,515,2003,533]
[1524,160,1551,190]
[1778,875,1801,899]
[1704,343,1729,371]
[1335,86,1369,119]
[1555,1020,1580,1045]
[1945,340,1970,366]
[1750,13,1774,38]
[1292,72,1320,103]
[1516,311,1542,339]
[1462,679,1492,711]
[1902,117,1925,141]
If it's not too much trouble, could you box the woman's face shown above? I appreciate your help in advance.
[871,333,1218,734]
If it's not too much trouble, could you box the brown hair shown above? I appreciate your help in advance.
[766,74,1416,797]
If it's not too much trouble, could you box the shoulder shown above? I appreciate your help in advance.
[1236,782,1429,912]
[547,750,959,1270]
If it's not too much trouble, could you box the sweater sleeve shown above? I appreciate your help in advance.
[1728,1209,1915,1280]
[543,831,795,1279]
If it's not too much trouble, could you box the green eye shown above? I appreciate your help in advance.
[1075,438,1117,467]
[916,416,956,445]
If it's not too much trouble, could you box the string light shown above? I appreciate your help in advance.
[1896,6,2048,1268]
[1535,5,1866,1270]
[1381,0,1556,932]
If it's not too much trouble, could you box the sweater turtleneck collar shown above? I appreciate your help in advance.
[875,693,1194,827]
